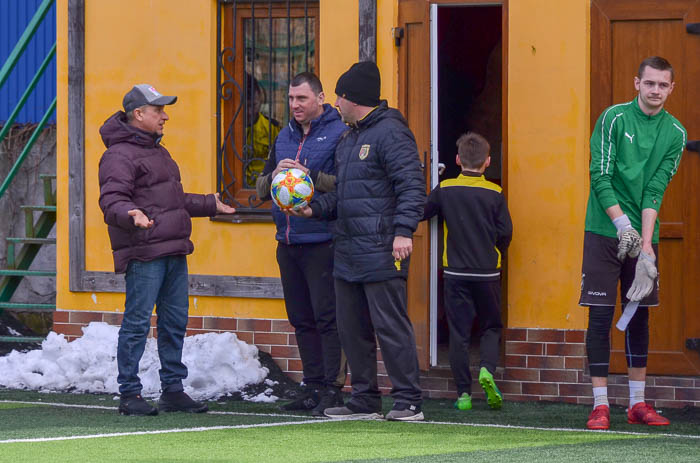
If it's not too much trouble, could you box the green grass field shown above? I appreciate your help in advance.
[1,389,698,462]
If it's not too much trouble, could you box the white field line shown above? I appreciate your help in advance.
[1,400,699,444]
[0,419,324,444]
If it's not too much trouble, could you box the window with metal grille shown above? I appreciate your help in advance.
[217,0,318,221]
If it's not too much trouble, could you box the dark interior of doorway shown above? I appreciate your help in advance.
[436,5,502,366]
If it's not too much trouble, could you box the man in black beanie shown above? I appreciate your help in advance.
[290,61,426,421]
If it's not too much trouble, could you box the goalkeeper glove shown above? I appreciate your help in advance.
[613,214,641,262]
[626,251,657,302]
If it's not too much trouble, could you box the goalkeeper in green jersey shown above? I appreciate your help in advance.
[580,57,686,430]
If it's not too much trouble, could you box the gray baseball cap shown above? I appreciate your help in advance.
[122,84,177,112]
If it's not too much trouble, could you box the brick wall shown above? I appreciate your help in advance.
[53,311,700,408]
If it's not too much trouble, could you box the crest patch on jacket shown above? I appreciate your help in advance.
[358,144,370,160]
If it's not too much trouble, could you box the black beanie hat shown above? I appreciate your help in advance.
[335,61,381,107]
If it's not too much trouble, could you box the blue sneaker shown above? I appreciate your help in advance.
[478,367,503,410]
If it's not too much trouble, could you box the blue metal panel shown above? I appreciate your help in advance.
[0,0,56,124]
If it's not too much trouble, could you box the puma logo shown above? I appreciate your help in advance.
[624,132,635,144]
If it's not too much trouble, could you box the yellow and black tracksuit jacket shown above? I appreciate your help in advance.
[423,171,512,281]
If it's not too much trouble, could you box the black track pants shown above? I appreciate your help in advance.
[277,241,345,388]
[334,277,423,411]
[444,278,502,395]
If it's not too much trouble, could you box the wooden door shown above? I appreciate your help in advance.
[398,0,431,370]
[592,0,700,375]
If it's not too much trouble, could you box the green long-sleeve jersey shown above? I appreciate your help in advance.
[585,97,686,243]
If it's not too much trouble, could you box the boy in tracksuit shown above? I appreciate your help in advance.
[423,132,512,410]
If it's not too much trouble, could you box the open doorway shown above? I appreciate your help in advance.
[432,4,503,366]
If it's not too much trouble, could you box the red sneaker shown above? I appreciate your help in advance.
[627,402,670,426]
[586,405,610,430]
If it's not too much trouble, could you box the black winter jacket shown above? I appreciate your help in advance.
[98,111,217,273]
[310,101,426,282]
[423,172,513,281]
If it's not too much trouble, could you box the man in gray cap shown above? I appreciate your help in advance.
[291,62,426,421]
[98,84,236,416]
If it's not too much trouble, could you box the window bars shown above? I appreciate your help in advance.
[217,0,317,214]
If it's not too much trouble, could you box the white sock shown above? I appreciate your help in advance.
[592,386,609,408]
[629,380,645,407]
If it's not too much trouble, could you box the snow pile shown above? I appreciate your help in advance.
[0,322,276,401]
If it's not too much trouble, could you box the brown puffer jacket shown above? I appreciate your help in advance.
[98,111,217,273]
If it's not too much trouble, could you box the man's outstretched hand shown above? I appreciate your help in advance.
[215,193,236,214]
[128,209,154,229]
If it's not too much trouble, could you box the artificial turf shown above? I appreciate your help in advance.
[2,420,698,463]
[0,389,698,463]
[0,421,655,463]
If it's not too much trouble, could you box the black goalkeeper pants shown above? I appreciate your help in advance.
[586,305,649,378]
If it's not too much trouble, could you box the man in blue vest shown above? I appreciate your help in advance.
[256,72,348,416]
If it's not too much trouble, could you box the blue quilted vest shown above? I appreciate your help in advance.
[272,104,347,244]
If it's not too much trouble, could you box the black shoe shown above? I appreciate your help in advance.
[279,388,320,411]
[311,387,344,417]
[119,394,158,416]
[158,391,209,413]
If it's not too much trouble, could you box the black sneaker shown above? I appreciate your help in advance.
[385,402,424,421]
[119,394,158,416]
[158,391,209,413]
[279,388,320,411]
[311,387,344,417]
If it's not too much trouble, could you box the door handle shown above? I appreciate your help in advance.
[687,140,700,152]
[687,23,700,35]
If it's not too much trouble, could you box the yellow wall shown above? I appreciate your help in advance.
[506,0,590,328]
[56,0,591,329]
[56,0,286,319]
[319,0,397,107]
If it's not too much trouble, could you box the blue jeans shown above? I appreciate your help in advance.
[117,256,189,396]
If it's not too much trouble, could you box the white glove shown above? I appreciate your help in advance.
[613,214,641,262]
[626,251,657,302]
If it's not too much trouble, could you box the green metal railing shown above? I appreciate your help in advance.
[0,98,56,199]
[0,0,57,344]
[0,43,56,145]
[0,0,54,89]
[0,0,56,202]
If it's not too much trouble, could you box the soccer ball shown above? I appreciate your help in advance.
[271,168,314,211]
